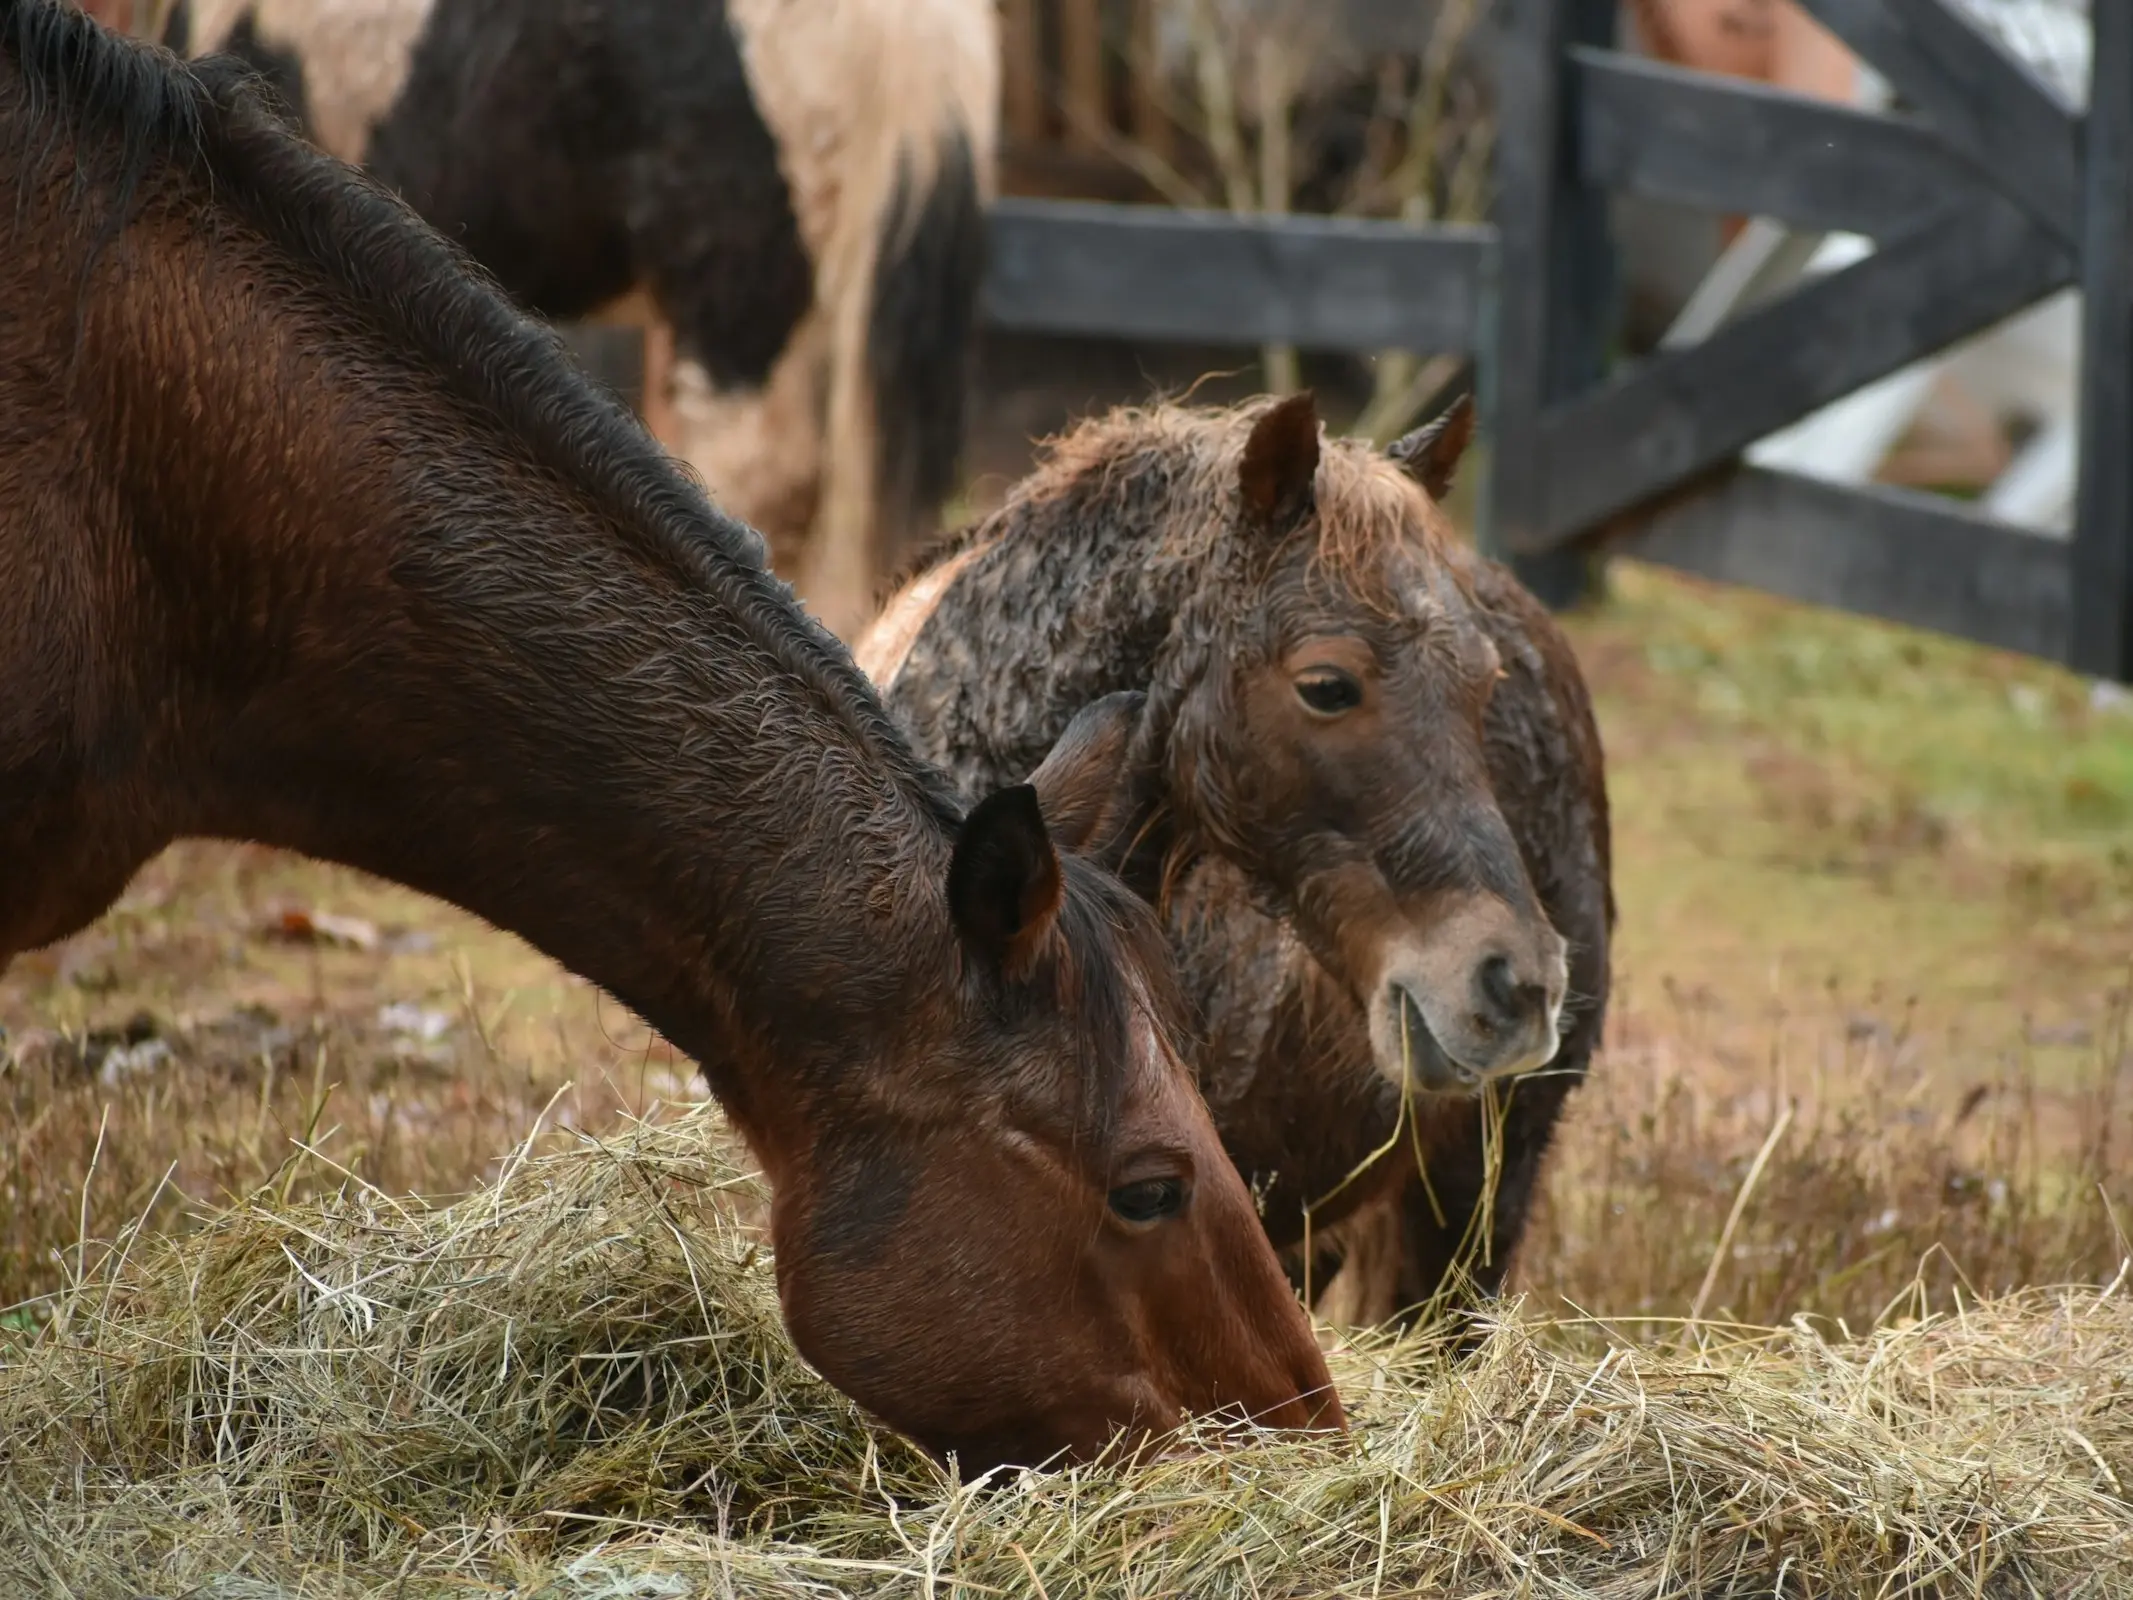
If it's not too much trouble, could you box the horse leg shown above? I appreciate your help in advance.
[1307,1196,1403,1329]
[640,318,678,448]
[584,289,679,449]
[795,246,881,642]
[668,320,827,583]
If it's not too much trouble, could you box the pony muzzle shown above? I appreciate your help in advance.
[1372,941,1567,1094]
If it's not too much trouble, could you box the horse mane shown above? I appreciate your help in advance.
[0,0,963,834]
[919,396,1473,614]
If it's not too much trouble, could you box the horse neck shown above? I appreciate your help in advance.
[75,204,954,1147]
[888,466,1209,797]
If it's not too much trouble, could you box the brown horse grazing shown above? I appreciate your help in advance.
[861,393,1613,1327]
[0,3,1338,1466]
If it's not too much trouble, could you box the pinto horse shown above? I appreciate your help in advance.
[146,0,994,640]
[861,394,1614,1328]
[0,2,1338,1466]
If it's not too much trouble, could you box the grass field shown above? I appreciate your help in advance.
[4,560,2129,1335]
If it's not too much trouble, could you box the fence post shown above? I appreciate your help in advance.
[1000,0,1046,147]
[1482,0,1618,609]
[2071,0,2133,684]
[1058,0,1108,154]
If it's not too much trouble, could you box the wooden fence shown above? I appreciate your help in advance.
[983,200,1494,355]
[1491,0,2130,684]
[563,0,2129,687]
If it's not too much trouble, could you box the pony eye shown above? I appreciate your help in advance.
[1108,1176,1189,1225]
[1294,668,1364,715]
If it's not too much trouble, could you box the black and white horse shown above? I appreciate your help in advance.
[162,0,996,635]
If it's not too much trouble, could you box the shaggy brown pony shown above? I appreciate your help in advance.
[862,393,1613,1328]
[0,1,1338,1467]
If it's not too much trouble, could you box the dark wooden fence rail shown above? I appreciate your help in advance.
[559,0,2128,686]
[557,202,1495,406]
[981,200,1497,355]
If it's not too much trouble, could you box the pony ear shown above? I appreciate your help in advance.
[1026,691,1148,859]
[949,783,1063,980]
[1386,394,1475,500]
[1238,391,1322,528]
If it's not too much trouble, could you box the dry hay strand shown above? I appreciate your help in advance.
[4,1106,2131,1599]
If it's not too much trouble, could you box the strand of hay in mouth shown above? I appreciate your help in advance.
[3,1106,2130,1599]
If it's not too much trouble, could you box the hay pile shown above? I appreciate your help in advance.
[4,1108,2130,1599]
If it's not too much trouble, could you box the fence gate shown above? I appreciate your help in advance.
[1486,0,2132,685]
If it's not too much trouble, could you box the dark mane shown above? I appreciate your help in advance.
[904,396,1484,605]
[1043,856,1188,1144]
[0,0,961,832]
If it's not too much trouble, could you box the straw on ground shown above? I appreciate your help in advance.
[4,1104,2129,1599]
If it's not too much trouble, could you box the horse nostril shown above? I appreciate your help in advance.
[1478,954,1516,1015]
[1478,954,1541,1024]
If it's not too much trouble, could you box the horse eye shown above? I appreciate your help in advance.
[1294,668,1364,715]
[1108,1176,1189,1225]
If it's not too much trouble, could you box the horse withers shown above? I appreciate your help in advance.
[147,0,994,638]
[0,2,1337,1467]
[863,392,1613,1327]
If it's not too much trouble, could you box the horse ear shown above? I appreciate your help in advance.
[1026,691,1147,859]
[949,783,1063,980]
[1238,391,1321,528]
[1386,394,1475,500]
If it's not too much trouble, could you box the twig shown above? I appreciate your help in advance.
[1187,0,1254,215]
[72,1102,111,1290]
[1354,351,1463,446]
[1253,31,1299,394]
[1053,91,1213,211]
[1689,1098,1797,1327]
